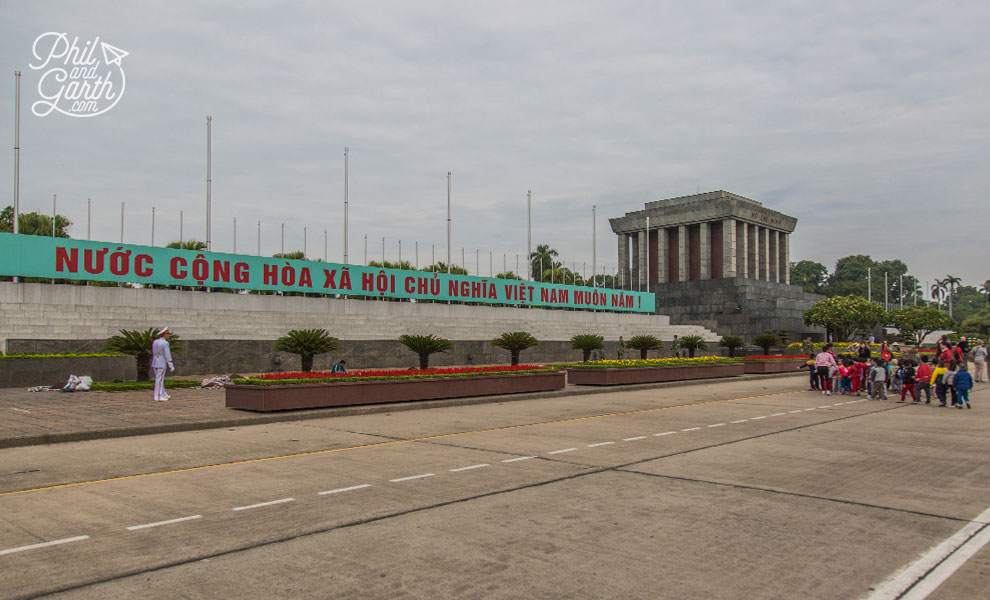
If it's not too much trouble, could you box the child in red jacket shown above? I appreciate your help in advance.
[848,360,865,395]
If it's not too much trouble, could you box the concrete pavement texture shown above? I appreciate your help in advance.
[0,375,987,599]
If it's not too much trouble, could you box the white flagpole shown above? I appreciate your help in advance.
[364,234,367,265]
[13,71,20,239]
[87,198,91,240]
[52,194,56,237]
[382,236,385,264]
[303,226,307,258]
[206,115,212,251]
[415,241,419,269]
[324,229,328,262]
[399,239,402,266]
[256,220,260,256]
[527,190,532,280]
[592,205,596,289]
[151,206,155,246]
[180,211,184,247]
[232,217,237,253]
[447,172,452,274]
[280,223,284,256]
[344,147,349,264]
[120,202,125,243]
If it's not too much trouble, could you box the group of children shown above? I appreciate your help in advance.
[807,342,975,409]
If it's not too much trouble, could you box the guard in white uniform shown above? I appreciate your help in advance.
[151,327,174,401]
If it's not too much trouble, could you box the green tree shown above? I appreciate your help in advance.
[368,260,415,270]
[627,335,663,359]
[398,334,452,370]
[979,280,990,307]
[104,328,184,381]
[961,308,990,336]
[166,240,208,250]
[422,262,468,275]
[803,295,887,342]
[570,334,604,363]
[495,271,524,280]
[272,329,340,372]
[719,335,745,358]
[888,306,955,345]
[789,260,828,294]
[492,332,539,366]
[946,285,983,324]
[752,331,781,355]
[273,251,305,260]
[1,206,72,237]
[822,255,873,297]
[677,335,707,358]
[529,244,559,281]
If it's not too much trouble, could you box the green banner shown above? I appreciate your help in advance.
[0,233,654,312]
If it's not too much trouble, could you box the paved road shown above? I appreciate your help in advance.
[1,377,987,599]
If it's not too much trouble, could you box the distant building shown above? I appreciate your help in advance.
[610,191,824,341]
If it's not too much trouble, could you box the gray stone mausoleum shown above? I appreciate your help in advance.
[610,191,824,341]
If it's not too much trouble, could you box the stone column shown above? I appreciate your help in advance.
[769,230,779,283]
[617,233,629,290]
[756,226,770,281]
[723,218,737,278]
[630,233,640,290]
[637,229,648,290]
[737,221,748,279]
[699,222,711,280]
[747,224,758,280]
[677,225,687,282]
[781,233,790,285]
[656,227,668,283]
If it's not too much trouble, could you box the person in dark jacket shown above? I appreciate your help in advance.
[953,365,973,409]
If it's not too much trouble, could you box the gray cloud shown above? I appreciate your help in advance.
[2,0,988,289]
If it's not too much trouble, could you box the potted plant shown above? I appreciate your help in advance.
[272,329,340,373]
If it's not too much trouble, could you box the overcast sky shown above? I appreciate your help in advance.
[2,1,988,292]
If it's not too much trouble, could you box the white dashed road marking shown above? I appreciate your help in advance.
[450,464,489,472]
[771,413,787,416]
[622,436,647,441]
[232,498,295,511]
[588,442,615,447]
[707,423,726,428]
[681,427,701,432]
[318,484,372,495]
[127,515,202,531]
[389,473,435,483]
[502,456,536,463]
[654,431,677,436]
[730,420,748,424]
[751,416,767,420]
[0,535,90,556]
[547,448,577,455]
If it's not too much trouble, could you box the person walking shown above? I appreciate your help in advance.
[814,343,838,395]
[898,360,917,403]
[954,364,973,409]
[973,341,988,383]
[915,355,933,404]
[151,327,175,402]
[870,357,887,400]
[931,359,948,406]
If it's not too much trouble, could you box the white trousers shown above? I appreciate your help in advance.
[976,359,988,382]
[153,366,167,400]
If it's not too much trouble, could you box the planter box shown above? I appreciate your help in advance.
[0,356,136,388]
[566,363,744,386]
[226,371,566,412]
[742,359,808,374]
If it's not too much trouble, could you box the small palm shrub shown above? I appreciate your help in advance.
[752,330,781,355]
[492,332,539,366]
[719,335,745,358]
[570,334,604,363]
[104,328,184,381]
[273,329,340,372]
[399,334,453,370]
[627,335,663,359]
[677,335,707,358]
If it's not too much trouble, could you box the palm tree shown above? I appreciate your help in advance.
[719,335,745,358]
[529,244,559,281]
[627,335,663,359]
[930,281,945,312]
[941,275,962,318]
[492,332,539,366]
[752,331,781,355]
[273,329,340,372]
[979,280,990,307]
[166,240,207,250]
[677,335,707,358]
[570,334,604,362]
[104,328,184,381]
[398,334,452,370]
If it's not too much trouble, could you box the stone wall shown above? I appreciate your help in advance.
[1,283,720,375]
[653,278,825,342]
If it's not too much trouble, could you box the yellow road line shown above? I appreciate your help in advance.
[0,390,797,498]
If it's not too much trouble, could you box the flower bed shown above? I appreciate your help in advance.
[742,354,810,360]
[226,365,565,411]
[565,357,743,386]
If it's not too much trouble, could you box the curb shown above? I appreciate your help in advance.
[0,371,803,449]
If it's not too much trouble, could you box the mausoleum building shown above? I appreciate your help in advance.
[610,191,824,341]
